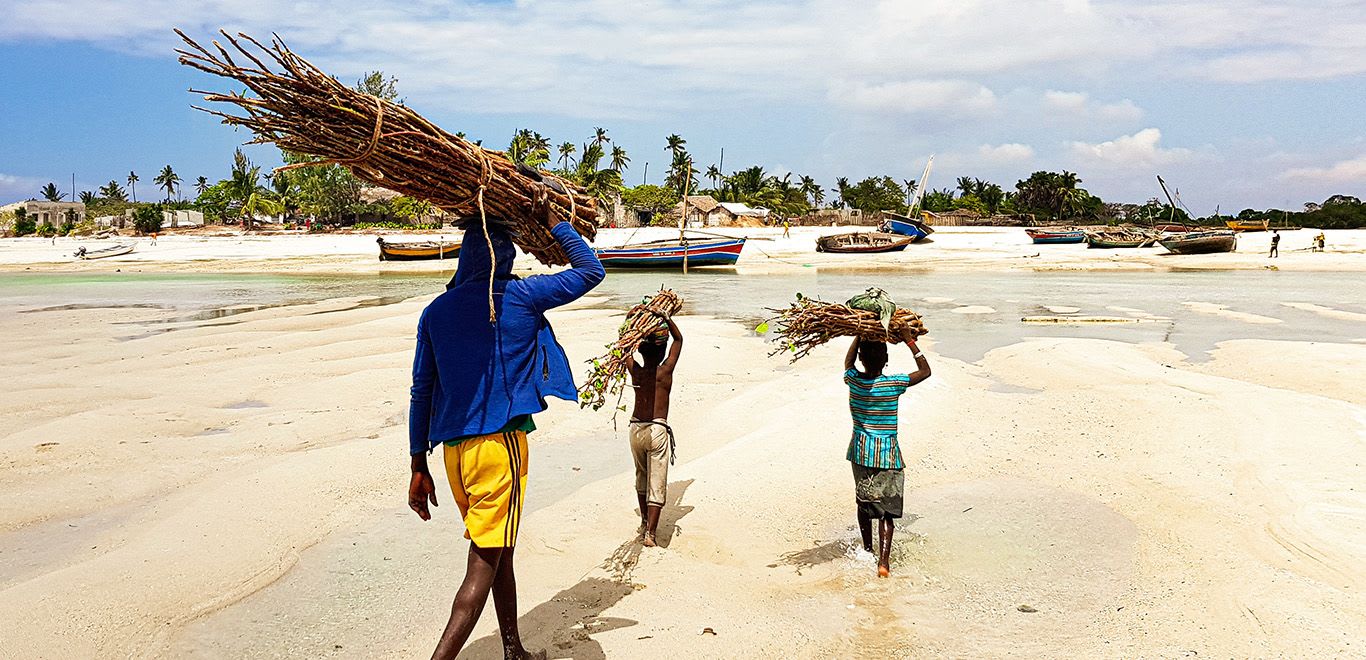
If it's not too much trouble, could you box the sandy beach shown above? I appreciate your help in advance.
[1,234,1364,658]
[3,226,1365,275]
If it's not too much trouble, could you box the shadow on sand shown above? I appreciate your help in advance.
[462,480,696,659]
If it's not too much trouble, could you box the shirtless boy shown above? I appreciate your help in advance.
[627,315,683,547]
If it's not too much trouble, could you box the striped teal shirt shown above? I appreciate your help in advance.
[844,368,912,469]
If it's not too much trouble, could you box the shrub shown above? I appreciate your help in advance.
[13,208,36,236]
[133,205,163,235]
[37,221,57,237]
[353,221,441,230]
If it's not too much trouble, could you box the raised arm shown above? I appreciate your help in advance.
[902,328,931,386]
[524,221,606,312]
[660,315,684,372]
[844,337,860,371]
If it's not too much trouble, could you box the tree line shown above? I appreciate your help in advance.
[6,69,1364,235]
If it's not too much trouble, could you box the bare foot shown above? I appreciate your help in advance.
[642,533,657,548]
[877,565,890,578]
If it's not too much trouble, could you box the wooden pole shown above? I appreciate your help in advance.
[681,161,692,275]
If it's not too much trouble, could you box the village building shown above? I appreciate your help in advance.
[678,195,770,227]
[21,201,86,226]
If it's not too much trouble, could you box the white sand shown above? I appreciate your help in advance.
[951,305,996,314]
[1,282,1363,658]
[1281,302,1366,323]
[1182,301,1284,324]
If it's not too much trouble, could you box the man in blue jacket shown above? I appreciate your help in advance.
[407,211,604,660]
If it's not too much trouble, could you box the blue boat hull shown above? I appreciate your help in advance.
[1031,235,1085,244]
[594,239,745,269]
[886,219,930,241]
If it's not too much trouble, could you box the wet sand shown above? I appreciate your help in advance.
[1,264,1363,658]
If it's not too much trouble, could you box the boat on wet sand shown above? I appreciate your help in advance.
[880,212,935,242]
[376,237,461,261]
[1085,228,1161,249]
[594,238,746,268]
[816,232,914,253]
[74,243,136,259]
[1026,228,1086,244]
[1159,230,1237,255]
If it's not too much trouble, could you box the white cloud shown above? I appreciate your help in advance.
[1069,128,1194,168]
[0,0,1357,122]
[0,173,45,204]
[831,80,997,115]
[1044,90,1143,121]
[977,143,1035,163]
[1280,154,1366,184]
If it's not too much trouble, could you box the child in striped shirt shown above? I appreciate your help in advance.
[843,327,932,577]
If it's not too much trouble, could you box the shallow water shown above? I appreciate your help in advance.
[2,269,1363,361]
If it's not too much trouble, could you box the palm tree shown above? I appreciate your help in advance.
[557,142,577,171]
[610,145,630,173]
[154,165,181,201]
[665,134,686,156]
[592,127,609,148]
[79,190,96,205]
[40,182,66,202]
[127,171,139,203]
[800,175,821,206]
[195,176,210,196]
[100,181,128,201]
[706,165,722,189]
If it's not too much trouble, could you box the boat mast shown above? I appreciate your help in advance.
[909,155,935,217]
[681,161,692,275]
[1156,175,1178,226]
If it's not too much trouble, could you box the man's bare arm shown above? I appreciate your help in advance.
[902,328,932,386]
[661,316,684,372]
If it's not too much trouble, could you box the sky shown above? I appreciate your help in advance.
[2,0,1364,212]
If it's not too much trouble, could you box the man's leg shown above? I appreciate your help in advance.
[433,543,503,660]
[636,492,649,530]
[643,504,663,547]
[877,516,894,578]
[491,546,544,660]
[857,507,873,554]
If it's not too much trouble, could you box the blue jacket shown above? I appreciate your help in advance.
[408,221,605,455]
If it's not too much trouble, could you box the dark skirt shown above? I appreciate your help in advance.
[852,462,904,519]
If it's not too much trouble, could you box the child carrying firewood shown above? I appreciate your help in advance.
[628,314,683,547]
[843,327,931,577]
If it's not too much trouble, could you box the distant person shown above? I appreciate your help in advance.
[407,208,605,660]
[843,329,931,577]
[628,316,683,547]
[150,232,158,246]
[1315,231,1326,252]
[1269,229,1280,258]
[782,218,791,238]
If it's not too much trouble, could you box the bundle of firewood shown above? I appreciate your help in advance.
[579,290,684,411]
[766,294,927,361]
[174,29,597,265]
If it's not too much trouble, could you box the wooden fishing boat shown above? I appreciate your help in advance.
[1159,230,1237,255]
[594,238,746,269]
[1153,223,1192,233]
[1226,219,1269,232]
[1026,227,1086,244]
[1084,228,1161,249]
[880,212,935,242]
[74,243,135,259]
[816,232,914,254]
[377,237,461,261]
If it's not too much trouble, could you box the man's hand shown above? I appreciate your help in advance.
[408,470,439,521]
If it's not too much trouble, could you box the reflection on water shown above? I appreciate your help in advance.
[3,269,1363,362]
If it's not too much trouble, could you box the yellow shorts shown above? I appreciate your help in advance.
[443,430,528,548]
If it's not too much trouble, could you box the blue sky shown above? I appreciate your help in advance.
[2,0,1364,212]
